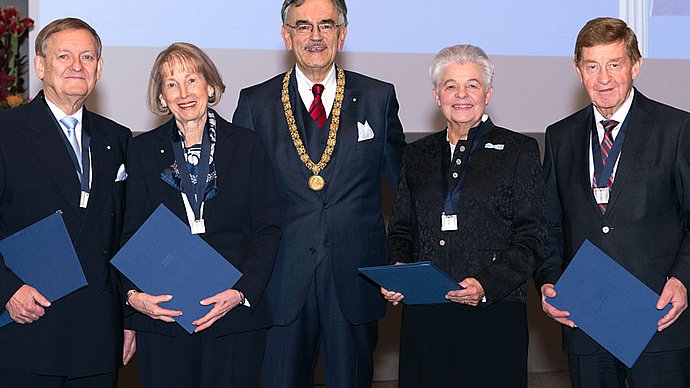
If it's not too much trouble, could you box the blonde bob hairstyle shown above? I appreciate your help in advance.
[147,42,226,116]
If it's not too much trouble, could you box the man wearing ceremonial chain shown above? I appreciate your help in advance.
[233,0,405,386]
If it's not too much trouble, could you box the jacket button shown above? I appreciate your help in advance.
[322,202,329,209]
[309,247,317,254]
[439,239,446,246]
[602,226,610,234]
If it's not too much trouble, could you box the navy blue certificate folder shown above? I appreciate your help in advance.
[359,261,461,305]
[111,204,242,334]
[0,211,88,328]
[549,240,671,368]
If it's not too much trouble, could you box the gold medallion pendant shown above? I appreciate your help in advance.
[282,67,345,192]
[308,175,326,191]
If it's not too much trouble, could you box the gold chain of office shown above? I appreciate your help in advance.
[281,67,345,191]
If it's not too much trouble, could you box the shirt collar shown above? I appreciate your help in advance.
[45,96,84,125]
[593,88,635,126]
[294,64,337,116]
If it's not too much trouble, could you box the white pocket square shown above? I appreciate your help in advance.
[484,143,505,150]
[115,163,128,182]
[357,120,375,142]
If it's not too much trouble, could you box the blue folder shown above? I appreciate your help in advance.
[549,240,671,368]
[359,261,462,305]
[111,204,242,334]
[0,211,88,328]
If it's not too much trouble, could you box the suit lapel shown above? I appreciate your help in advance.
[156,121,188,216]
[19,94,82,218]
[324,69,357,195]
[606,93,654,211]
[80,111,114,221]
[569,108,603,216]
[288,71,320,187]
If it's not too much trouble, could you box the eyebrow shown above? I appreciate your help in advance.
[443,78,481,85]
[294,18,337,24]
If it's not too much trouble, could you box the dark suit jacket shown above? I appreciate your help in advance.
[120,112,281,337]
[534,90,690,353]
[0,92,131,376]
[387,119,546,305]
[233,68,405,325]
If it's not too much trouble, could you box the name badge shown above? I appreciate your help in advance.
[441,213,458,231]
[191,218,206,235]
[80,191,90,208]
[593,187,610,205]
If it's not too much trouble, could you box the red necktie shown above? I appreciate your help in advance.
[309,84,327,128]
[595,119,619,213]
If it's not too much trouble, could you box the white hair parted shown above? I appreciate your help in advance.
[430,44,495,89]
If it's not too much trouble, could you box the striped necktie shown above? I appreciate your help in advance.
[594,119,619,213]
[308,83,327,127]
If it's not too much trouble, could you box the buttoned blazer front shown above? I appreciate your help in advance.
[120,113,281,337]
[535,90,690,353]
[233,69,406,325]
[0,91,131,376]
[387,119,547,305]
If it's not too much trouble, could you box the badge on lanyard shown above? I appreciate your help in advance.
[441,212,459,231]
[173,125,212,235]
[593,187,610,205]
[190,218,206,235]
[79,191,89,208]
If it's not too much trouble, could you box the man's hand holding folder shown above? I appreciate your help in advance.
[5,284,51,324]
[655,277,688,332]
[540,283,576,328]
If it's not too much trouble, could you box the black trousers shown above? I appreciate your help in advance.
[399,301,528,388]
[0,369,117,388]
[568,346,690,388]
[136,327,266,388]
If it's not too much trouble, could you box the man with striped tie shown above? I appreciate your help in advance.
[535,17,690,387]
[233,1,405,386]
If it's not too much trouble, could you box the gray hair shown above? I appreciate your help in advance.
[430,44,494,89]
[281,0,348,26]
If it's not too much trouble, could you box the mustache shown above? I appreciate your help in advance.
[305,41,327,49]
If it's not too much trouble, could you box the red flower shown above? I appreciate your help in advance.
[9,21,16,34]
[22,18,32,28]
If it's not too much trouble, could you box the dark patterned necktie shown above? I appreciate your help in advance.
[309,83,327,127]
[595,119,619,213]
[600,119,618,164]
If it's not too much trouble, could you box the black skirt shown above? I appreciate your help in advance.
[398,301,528,388]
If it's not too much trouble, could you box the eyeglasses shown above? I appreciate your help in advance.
[285,21,342,35]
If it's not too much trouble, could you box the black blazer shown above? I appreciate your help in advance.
[120,112,281,337]
[388,118,546,305]
[534,90,690,353]
[0,92,131,376]
[233,68,405,325]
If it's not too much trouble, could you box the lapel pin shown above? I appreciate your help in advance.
[106,145,111,150]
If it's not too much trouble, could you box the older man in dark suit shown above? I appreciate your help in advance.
[232,0,405,386]
[535,17,690,387]
[0,18,132,387]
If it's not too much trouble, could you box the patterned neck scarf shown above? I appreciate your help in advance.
[160,109,218,202]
